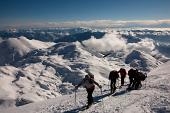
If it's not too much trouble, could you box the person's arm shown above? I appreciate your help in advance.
[118,70,120,73]
[77,81,82,87]
[92,79,102,89]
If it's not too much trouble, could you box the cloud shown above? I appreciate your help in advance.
[127,38,156,53]
[82,31,156,55]
[3,19,170,29]
[43,20,170,28]
[46,20,123,28]
[82,32,127,52]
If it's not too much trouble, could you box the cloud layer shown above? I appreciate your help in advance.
[4,20,170,29]
[82,32,127,52]
[44,20,170,28]
[82,31,156,54]
[127,38,155,53]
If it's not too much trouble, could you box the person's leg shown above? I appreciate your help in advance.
[128,77,133,88]
[113,79,116,93]
[131,78,136,89]
[87,88,94,106]
[135,80,142,89]
[121,76,125,86]
[110,81,113,93]
[134,81,139,89]
[138,81,142,88]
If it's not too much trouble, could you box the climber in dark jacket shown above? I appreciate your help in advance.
[109,70,119,94]
[128,68,136,89]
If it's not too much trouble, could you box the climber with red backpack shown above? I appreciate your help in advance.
[118,68,127,86]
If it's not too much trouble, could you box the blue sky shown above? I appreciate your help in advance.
[0,0,170,27]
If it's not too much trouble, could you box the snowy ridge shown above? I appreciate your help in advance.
[1,61,170,113]
[125,50,162,71]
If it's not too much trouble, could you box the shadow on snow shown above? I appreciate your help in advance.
[62,88,128,113]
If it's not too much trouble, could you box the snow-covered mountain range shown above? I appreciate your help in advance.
[0,28,169,112]
[1,59,170,113]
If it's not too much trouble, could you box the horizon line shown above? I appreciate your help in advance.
[1,19,170,29]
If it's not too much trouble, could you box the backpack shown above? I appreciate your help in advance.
[83,75,95,89]
[87,75,94,84]
[128,69,134,77]
[84,69,94,84]
[85,70,94,79]
[138,72,147,81]
[109,70,119,80]
[119,68,126,76]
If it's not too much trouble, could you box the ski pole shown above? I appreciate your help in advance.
[100,88,105,113]
[75,89,77,106]
[108,80,110,90]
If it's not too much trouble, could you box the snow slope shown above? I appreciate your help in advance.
[1,61,170,113]
[0,39,123,109]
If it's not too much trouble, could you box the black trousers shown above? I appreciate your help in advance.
[128,77,134,88]
[134,80,142,90]
[86,88,94,106]
[110,79,116,93]
[121,76,125,86]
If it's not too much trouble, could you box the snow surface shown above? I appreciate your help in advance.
[1,61,170,113]
[0,29,169,113]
